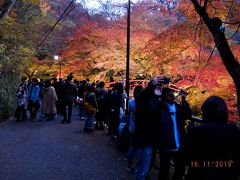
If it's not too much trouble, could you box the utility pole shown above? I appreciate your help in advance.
[126,0,131,97]
[60,59,62,79]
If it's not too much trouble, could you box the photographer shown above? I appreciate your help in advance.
[134,76,170,180]
[133,77,166,180]
[150,85,192,180]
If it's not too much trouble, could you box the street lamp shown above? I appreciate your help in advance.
[54,55,62,78]
[54,55,59,60]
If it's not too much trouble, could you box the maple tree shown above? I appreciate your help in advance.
[128,0,239,119]
[0,0,239,121]
[55,0,239,120]
[0,0,80,120]
[61,15,156,80]
[184,0,240,117]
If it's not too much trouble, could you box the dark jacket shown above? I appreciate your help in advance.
[85,92,98,110]
[154,100,192,150]
[62,81,77,103]
[95,87,108,110]
[78,84,86,98]
[184,123,240,180]
[53,81,64,101]
[134,95,160,147]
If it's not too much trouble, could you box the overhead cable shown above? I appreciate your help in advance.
[38,0,77,48]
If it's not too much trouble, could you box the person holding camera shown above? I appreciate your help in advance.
[133,76,168,180]
[149,86,192,180]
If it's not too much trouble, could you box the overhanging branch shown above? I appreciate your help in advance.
[0,0,17,20]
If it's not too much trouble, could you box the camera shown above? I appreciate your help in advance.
[155,76,170,85]
[179,89,188,98]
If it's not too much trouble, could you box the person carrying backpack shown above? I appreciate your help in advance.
[83,85,98,132]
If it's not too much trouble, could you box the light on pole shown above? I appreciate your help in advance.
[54,55,62,78]
[54,55,59,60]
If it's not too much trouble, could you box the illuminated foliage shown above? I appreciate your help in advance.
[0,0,239,120]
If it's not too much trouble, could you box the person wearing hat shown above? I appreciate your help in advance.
[133,76,168,180]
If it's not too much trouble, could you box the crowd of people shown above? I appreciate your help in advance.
[14,74,240,180]
[14,73,124,136]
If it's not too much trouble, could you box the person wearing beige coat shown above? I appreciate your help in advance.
[42,80,58,120]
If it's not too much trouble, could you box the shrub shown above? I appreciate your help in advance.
[0,72,19,122]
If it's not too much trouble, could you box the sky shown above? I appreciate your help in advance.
[83,0,101,9]
[76,0,139,9]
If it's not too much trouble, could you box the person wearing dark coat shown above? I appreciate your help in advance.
[52,78,64,115]
[78,80,87,119]
[95,81,108,130]
[184,96,240,180]
[109,82,127,138]
[133,78,164,180]
[149,87,192,180]
[61,75,77,123]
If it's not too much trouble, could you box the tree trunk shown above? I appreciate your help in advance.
[191,0,240,119]
[0,0,16,21]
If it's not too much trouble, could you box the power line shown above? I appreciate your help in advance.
[60,4,76,25]
[38,0,77,48]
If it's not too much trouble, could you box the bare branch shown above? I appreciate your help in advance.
[223,20,240,25]
[193,21,203,79]
[23,69,31,79]
[20,4,31,23]
[194,45,216,86]
[191,0,211,23]
[191,0,202,10]
[0,0,17,20]
[177,3,192,22]
[225,0,235,22]
[157,19,202,66]
[209,1,217,10]
[203,0,208,9]
[172,19,202,59]
[227,23,240,40]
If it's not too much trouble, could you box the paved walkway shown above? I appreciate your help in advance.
[0,107,136,180]
[0,107,159,180]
